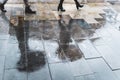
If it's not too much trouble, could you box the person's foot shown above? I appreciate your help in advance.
[58,6,66,12]
[76,4,84,10]
[25,6,36,14]
[0,4,7,12]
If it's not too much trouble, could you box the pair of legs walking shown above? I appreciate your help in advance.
[0,0,83,14]
[58,0,84,12]
[0,0,36,14]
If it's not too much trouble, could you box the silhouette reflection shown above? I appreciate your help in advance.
[0,12,9,23]
[10,16,46,72]
[57,14,82,61]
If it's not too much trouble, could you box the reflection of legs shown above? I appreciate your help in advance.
[23,0,29,7]
[23,0,36,14]
[74,0,83,10]
[0,0,8,12]
[58,0,65,12]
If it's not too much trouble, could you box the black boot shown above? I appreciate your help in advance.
[0,4,7,12]
[74,0,83,10]
[58,5,65,12]
[76,4,84,10]
[25,6,36,14]
[58,0,65,12]
[58,6,66,12]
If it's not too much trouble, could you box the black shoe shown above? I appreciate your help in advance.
[0,5,7,12]
[58,6,66,12]
[25,6,36,14]
[76,4,84,10]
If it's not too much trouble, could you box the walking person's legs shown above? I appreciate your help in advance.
[23,0,36,14]
[74,0,83,10]
[58,0,65,12]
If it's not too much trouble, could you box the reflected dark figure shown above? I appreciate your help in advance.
[11,16,45,72]
[58,0,84,12]
[0,12,9,23]
[0,0,36,14]
[57,15,82,61]
[57,16,71,58]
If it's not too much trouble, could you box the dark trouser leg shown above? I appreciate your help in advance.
[23,0,36,14]
[74,0,79,5]
[74,0,83,9]
[58,0,65,12]
[0,0,8,12]
[23,0,29,7]
[58,0,64,8]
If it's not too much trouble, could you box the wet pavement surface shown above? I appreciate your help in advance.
[0,1,120,80]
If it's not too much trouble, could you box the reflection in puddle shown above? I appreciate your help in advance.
[56,15,82,61]
[10,16,46,72]
[17,50,45,72]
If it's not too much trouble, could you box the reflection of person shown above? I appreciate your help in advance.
[10,16,45,71]
[0,0,36,14]
[14,17,29,68]
[58,0,84,12]
[57,14,82,61]
[57,15,72,59]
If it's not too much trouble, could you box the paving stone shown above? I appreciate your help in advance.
[5,43,20,69]
[6,43,19,55]
[0,56,5,80]
[4,69,27,80]
[28,39,44,51]
[87,58,118,80]
[96,24,112,37]
[0,2,120,80]
[102,27,120,56]
[69,58,93,76]
[0,40,9,56]
[90,37,106,46]
[44,40,62,63]
[0,35,9,40]
[5,54,20,69]
[95,45,120,70]
[75,74,97,80]
[28,64,51,80]
[49,62,74,80]
[114,70,120,80]
[77,39,101,59]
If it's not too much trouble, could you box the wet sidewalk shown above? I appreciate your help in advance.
[0,1,120,80]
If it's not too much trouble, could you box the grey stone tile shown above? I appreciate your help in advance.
[5,43,20,55]
[101,28,120,56]
[4,43,20,69]
[96,25,112,38]
[0,40,9,56]
[95,45,120,70]
[4,69,27,80]
[36,20,58,40]
[75,76,84,80]
[28,64,51,80]
[90,37,106,46]
[75,74,97,80]
[0,21,9,34]
[8,36,18,44]
[5,54,20,69]
[78,39,101,59]
[0,35,9,40]
[28,39,44,51]
[44,40,62,63]
[69,58,93,76]
[114,70,120,80]
[49,62,74,80]
[0,56,5,80]
[87,58,118,80]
